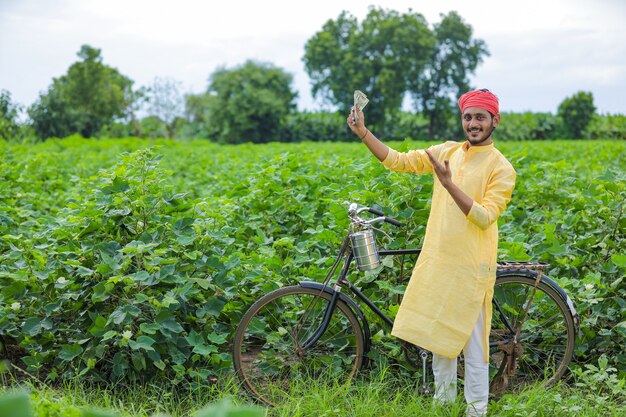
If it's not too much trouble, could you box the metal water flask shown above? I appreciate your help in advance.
[350,228,380,271]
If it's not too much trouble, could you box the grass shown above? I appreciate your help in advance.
[267,372,625,417]
[1,366,624,417]
[0,368,246,417]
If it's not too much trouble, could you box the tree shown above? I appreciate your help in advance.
[303,7,436,130]
[138,115,169,139]
[410,11,489,139]
[124,86,149,137]
[0,90,21,140]
[29,45,134,139]
[557,91,596,139]
[206,60,297,144]
[182,92,216,138]
[145,77,185,138]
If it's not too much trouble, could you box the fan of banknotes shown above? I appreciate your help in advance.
[353,90,369,123]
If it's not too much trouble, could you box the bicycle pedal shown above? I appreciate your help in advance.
[418,385,433,395]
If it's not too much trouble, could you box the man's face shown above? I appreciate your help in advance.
[462,107,500,145]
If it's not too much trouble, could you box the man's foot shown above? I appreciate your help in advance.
[466,403,487,417]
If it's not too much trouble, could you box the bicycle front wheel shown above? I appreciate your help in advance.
[232,285,365,406]
[490,273,576,395]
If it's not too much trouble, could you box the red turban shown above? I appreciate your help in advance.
[458,90,499,115]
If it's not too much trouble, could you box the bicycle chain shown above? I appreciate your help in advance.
[497,261,549,271]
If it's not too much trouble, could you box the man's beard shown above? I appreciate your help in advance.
[465,125,495,145]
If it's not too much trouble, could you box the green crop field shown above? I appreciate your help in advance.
[0,137,625,415]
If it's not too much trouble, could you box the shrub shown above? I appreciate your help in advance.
[1,148,230,382]
[557,91,596,139]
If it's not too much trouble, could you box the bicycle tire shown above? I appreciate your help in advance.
[490,273,576,395]
[232,285,366,406]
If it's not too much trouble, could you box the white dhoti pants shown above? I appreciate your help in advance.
[432,304,489,417]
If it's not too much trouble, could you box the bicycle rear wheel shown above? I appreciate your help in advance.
[232,285,365,406]
[490,273,576,395]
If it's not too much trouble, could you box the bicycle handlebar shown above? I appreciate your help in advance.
[366,207,403,227]
[347,202,403,227]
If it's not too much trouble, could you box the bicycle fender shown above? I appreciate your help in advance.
[298,281,372,355]
[496,269,580,333]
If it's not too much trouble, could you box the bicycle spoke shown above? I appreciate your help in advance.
[234,286,364,406]
[490,275,575,395]
[529,312,562,328]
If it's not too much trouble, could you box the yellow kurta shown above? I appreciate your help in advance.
[383,140,516,362]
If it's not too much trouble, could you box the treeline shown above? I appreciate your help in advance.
[1,7,624,143]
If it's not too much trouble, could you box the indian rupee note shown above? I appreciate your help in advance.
[353,90,369,123]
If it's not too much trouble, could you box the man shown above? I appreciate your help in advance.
[346,89,516,417]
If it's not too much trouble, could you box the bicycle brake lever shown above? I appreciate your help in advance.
[371,225,392,240]
[345,201,360,217]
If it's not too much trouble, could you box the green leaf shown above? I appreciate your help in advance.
[128,336,155,351]
[139,323,161,335]
[128,271,158,286]
[501,241,531,261]
[169,347,187,365]
[130,352,146,371]
[108,304,142,326]
[192,344,217,356]
[21,356,43,370]
[247,317,266,335]
[161,295,179,308]
[203,298,227,317]
[176,234,196,245]
[207,331,228,345]
[111,352,128,378]
[59,344,84,361]
[119,240,158,254]
[102,176,130,194]
[382,256,394,268]
[185,329,204,347]
[75,266,94,276]
[22,318,42,336]
[106,208,131,217]
[91,282,114,302]
[0,391,33,417]
[183,250,200,260]
[108,308,127,325]
[82,408,119,417]
[193,398,264,417]
[101,330,118,341]
[190,278,212,290]
[610,253,626,268]
[158,317,184,334]
[547,241,567,256]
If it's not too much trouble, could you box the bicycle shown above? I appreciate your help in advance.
[232,203,580,406]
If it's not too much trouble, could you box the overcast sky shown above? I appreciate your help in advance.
[1,0,625,114]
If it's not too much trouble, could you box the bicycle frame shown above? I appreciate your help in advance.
[299,241,527,352]
[340,248,421,328]
[300,240,420,349]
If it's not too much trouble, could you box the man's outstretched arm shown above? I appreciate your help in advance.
[347,107,389,162]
